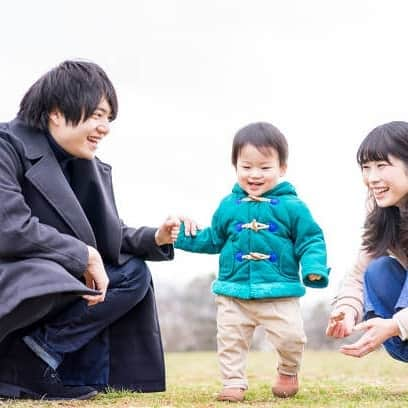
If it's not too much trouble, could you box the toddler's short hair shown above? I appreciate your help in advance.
[231,122,288,167]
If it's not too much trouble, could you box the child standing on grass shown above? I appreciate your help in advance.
[175,122,330,402]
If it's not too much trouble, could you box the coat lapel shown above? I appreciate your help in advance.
[9,119,96,246]
[26,155,97,246]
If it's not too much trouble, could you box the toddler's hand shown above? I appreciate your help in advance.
[178,215,201,237]
[307,274,321,281]
[155,216,181,245]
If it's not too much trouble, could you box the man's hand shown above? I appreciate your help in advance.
[339,317,400,358]
[82,246,109,306]
[326,307,356,338]
[307,274,322,281]
[155,216,181,246]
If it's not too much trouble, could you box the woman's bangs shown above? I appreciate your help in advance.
[357,134,390,166]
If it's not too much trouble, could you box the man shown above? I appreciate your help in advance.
[0,60,180,400]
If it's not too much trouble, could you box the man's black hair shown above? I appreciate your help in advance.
[18,60,118,131]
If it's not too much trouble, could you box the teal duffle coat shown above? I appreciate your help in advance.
[175,181,329,299]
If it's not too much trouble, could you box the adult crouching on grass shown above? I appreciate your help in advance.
[327,121,408,362]
[0,60,184,400]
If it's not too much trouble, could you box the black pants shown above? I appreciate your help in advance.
[24,257,151,368]
[0,257,166,391]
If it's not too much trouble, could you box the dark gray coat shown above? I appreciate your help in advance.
[0,119,173,391]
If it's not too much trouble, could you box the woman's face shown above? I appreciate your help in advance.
[362,154,408,208]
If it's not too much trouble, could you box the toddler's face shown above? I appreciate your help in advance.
[236,144,286,196]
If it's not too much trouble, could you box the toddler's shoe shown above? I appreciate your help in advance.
[216,387,245,402]
[272,373,298,398]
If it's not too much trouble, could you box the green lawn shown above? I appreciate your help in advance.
[1,350,407,407]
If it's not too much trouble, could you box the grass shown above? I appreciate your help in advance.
[0,349,407,407]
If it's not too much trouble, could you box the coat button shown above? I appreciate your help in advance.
[269,252,278,262]
[269,198,280,205]
[268,222,278,232]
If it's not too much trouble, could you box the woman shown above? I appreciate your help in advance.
[327,121,408,362]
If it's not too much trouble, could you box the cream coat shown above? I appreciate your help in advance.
[333,249,408,334]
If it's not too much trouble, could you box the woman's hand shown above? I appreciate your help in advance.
[326,307,356,338]
[339,317,400,358]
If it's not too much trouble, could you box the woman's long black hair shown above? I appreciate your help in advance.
[357,121,408,262]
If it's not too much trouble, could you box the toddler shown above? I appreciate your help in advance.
[175,122,330,401]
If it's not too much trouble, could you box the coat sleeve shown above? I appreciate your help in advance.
[332,249,371,322]
[289,200,330,288]
[0,137,88,278]
[334,250,408,336]
[175,205,226,254]
[120,223,174,261]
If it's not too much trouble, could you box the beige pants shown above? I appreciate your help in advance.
[215,295,306,390]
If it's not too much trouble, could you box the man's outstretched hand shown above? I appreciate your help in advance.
[155,216,181,246]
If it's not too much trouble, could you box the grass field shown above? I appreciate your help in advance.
[0,349,407,407]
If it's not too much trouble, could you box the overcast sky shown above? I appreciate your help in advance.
[2,1,408,304]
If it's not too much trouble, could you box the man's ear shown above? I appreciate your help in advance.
[49,110,63,127]
[280,163,288,177]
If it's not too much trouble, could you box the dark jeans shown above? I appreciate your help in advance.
[363,256,408,362]
[25,257,151,369]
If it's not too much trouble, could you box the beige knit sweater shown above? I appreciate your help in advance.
[333,250,408,337]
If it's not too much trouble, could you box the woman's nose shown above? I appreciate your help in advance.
[367,168,380,183]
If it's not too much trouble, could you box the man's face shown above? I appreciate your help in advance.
[49,98,112,160]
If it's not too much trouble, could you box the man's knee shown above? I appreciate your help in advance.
[109,257,151,292]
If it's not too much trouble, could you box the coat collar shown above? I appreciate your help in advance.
[8,119,97,246]
[8,118,52,159]
[231,181,297,197]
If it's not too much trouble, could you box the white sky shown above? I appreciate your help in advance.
[2,1,408,305]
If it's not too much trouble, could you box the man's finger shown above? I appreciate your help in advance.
[82,293,105,305]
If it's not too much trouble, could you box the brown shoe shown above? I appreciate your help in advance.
[272,373,299,398]
[216,387,245,402]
